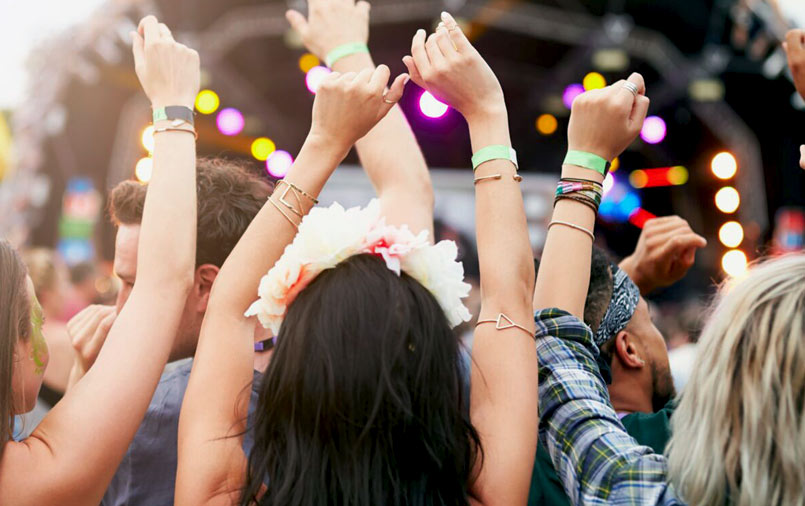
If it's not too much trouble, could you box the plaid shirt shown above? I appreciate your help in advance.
[535,308,685,505]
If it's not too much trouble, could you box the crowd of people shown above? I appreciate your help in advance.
[2,2,805,505]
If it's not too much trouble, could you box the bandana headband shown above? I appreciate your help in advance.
[594,263,640,383]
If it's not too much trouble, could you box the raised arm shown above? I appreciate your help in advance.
[176,66,408,506]
[783,29,805,169]
[403,13,535,504]
[287,0,433,235]
[0,17,198,505]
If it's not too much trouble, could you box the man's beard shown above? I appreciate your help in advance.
[650,361,676,412]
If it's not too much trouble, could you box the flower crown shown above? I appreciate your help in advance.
[245,199,473,336]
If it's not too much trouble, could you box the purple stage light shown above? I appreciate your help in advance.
[562,84,585,109]
[419,91,449,119]
[640,116,667,144]
[266,150,294,178]
[305,66,331,94]
[216,108,245,136]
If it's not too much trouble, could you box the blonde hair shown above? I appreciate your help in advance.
[667,254,805,506]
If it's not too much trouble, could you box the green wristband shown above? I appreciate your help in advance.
[325,43,370,68]
[563,150,610,176]
[472,145,518,171]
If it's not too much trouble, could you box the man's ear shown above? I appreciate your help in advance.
[613,330,646,369]
[194,264,220,313]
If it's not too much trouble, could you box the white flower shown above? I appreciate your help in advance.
[246,199,472,336]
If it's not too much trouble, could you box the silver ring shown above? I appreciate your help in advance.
[383,98,397,104]
[622,82,639,97]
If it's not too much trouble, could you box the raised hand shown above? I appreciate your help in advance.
[67,305,117,375]
[619,216,707,294]
[308,65,408,154]
[403,12,504,121]
[567,73,650,162]
[286,0,370,63]
[131,16,200,109]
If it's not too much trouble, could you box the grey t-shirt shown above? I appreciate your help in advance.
[102,359,262,506]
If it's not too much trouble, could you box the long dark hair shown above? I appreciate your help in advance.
[0,241,32,459]
[242,254,481,505]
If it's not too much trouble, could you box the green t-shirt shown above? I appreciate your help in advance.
[528,402,676,506]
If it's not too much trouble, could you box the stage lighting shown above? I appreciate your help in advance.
[216,108,245,136]
[628,207,657,229]
[135,157,153,183]
[267,150,294,178]
[603,173,614,196]
[667,165,689,185]
[715,187,740,214]
[299,53,320,73]
[583,72,606,91]
[719,221,744,248]
[196,90,220,115]
[640,116,667,144]
[592,48,629,71]
[711,152,737,179]
[630,170,648,189]
[610,157,620,172]
[562,84,585,109]
[251,137,276,161]
[721,249,748,277]
[306,66,331,94]
[419,91,449,119]
[536,114,558,135]
[141,126,154,154]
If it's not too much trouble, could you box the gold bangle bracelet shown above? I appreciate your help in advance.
[473,174,523,185]
[476,313,534,339]
[268,197,299,230]
[276,179,319,204]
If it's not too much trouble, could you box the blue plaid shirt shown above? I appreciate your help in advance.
[535,308,685,505]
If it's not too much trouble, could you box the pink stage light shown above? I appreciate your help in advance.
[562,84,585,109]
[216,108,245,136]
[640,116,667,144]
[266,150,294,178]
[305,66,332,94]
[419,91,449,119]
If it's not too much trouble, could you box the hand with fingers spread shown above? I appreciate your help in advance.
[567,72,651,163]
[286,0,370,64]
[308,65,408,153]
[403,12,504,121]
[67,305,117,375]
[132,15,200,109]
[619,216,707,295]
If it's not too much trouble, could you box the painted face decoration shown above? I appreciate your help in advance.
[29,295,48,376]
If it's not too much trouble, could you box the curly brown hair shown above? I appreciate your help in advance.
[109,158,273,267]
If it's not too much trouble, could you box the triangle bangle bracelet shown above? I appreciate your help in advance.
[476,313,535,340]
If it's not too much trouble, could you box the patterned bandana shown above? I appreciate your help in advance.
[594,263,640,383]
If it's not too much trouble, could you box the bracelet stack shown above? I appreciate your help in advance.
[554,177,603,213]
[268,179,318,230]
[152,106,198,139]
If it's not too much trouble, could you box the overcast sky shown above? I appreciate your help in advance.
[0,0,108,109]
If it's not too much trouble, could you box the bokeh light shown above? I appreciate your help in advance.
[536,114,558,135]
[251,137,276,161]
[711,152,737,179]
[603,173,615,196]
[299,53,320,73]
[135,157,153,183]
[141,126,154,154]
[562,84,585,109]
[195,90,220,115]
[419,91,449,119]
[599,180,641,222]
[630,170,648,189]
[266,150,294,178]
[721,250,748,277]
[610,157,620,172]
[216,108,245,136]
[719,221,744,248]
[305,66,331,94]
[667,165,689,185]
[715,186,740,214]
[583,72,606,90]
[640,116,667,144]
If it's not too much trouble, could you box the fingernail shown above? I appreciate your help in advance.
[403,75,411,85]
[441,11,450,20]
[417,28,425,36]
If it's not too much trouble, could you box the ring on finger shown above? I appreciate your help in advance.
[383,98,397,104]
[622,82,639,97]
